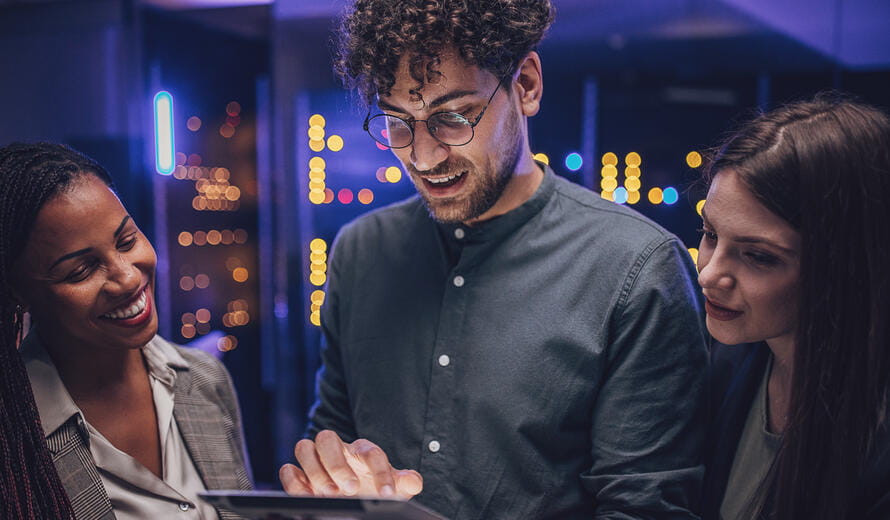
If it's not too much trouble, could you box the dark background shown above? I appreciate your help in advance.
[2,0,888,486]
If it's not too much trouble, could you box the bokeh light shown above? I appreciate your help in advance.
[625,152,642,167]
[686,151,703,169]
[358,189,374,204]
[385,166,402,183]
[648,187,664,205]
[533,152,550,165]
[696,199,706,216]
[187,116,202,132]
[613,187,629,204]
[663,187,679,205]
[327,135,344,152]
[565,152,583,172]
[232,267,249,283]
[338,189,354,204]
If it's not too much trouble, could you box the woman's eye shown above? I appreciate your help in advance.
[745,251,779,266]
[66,262,95,283]
[119,235,137,251]
[697,228,717,242]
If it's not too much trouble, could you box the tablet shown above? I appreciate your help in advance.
[199,490,449,520]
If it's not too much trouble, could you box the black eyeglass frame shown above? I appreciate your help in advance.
[362,76,508,149]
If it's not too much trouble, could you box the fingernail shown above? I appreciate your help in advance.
[380,485,394,497]
[343,479,358,494]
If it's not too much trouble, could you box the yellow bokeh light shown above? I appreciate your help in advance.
[196,308,211,323]
[309,272,327,286]
[310,252,327,264]
[327,135,344,152]
[310,238,327,252]
[627,191,641,205]
[308,126,325,140]
[217,335,238,352]
[688,247,700,265]
[309,140,325,152]
[309,170,326,182]
[625,166,641,178]
[187,116,202,132]
[625,177,641,191]
[309,191,326,204]
[178,231,193,247]
[310,311,321,327]
[385,166,402,183]
[696,199,706,216]
[601,165,618,178]
[232,267,249,283]
[179,276,195,291]
[195,274,210,289]
[309,157,326,171]
[602,152,618,166]
[225,186,241,201]
[625,152,642,167]
[601,191,614,201]
[181,324,196,339]
[600,178,619,192]
[648,187,664,205]
[311,290,325,304]
[310,302,321,313]
[309,114,326,128]
[309,179,326,191]
[207,230,222,245]
[533,152,550,165]
[686,151,703,169]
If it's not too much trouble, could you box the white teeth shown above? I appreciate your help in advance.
[102,291,147,320]
[426,171,464,184]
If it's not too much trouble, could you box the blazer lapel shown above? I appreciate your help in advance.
[172,365,243,490]
[46,417,116,520]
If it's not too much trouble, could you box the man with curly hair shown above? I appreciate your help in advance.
[279,1,707,518]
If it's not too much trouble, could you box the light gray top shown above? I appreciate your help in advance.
[720,356,782,520]
[22,333,218,519]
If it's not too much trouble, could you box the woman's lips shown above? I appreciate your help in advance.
[705,298,743,321]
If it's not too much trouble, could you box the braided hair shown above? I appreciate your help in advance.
[0,142,113,519]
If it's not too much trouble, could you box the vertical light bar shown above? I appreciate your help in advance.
[154,91,175,175]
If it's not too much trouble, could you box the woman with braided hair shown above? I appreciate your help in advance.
[0,142,252,519]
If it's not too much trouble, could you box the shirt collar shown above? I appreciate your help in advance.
[436,162,556,244]
[20,331,187,438]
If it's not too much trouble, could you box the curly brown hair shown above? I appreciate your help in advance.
[334,0,554,105]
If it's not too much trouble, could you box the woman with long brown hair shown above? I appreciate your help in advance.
[700,96,890,519]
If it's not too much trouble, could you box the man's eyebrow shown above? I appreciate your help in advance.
[377,89,482,113]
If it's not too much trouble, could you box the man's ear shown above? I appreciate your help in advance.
[513,51,543,117]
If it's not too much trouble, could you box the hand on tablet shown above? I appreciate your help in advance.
[279,430,423,499]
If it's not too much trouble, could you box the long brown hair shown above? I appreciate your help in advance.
[0,142,113,519]
[708,96,890,519]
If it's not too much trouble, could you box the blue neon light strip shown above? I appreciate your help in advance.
[154,91,175,175]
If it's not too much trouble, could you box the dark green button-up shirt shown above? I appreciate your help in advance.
[309,166,707,519]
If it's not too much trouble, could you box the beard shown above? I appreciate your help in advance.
[406,105,523,224]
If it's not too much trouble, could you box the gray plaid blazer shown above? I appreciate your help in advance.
[36,338,253,520]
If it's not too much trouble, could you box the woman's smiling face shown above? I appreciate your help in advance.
[696,169,802,350]
[12,174,158,353]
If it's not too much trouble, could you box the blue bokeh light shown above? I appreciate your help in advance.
[153,91,175,175]
[613,187,628,204]
[565,152,583,172]
[663,187,679,205]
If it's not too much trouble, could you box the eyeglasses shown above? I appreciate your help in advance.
[363,77,506,149]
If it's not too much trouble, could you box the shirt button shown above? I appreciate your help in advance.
[453,275,465,287]
[428,440,441,453]
[178,503,191,512]
[438,354,451,367]
[454,228,465,239]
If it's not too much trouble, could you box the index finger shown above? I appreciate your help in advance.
[314,430,360,495]
[349,438,396,497]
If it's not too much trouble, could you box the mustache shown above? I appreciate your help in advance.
[407,158,473,178]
